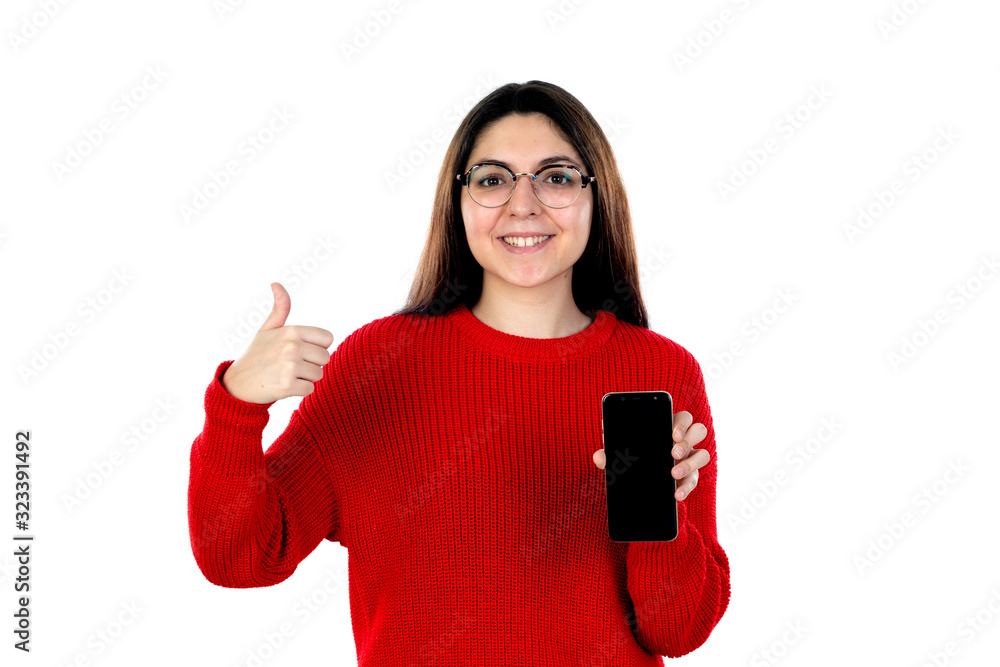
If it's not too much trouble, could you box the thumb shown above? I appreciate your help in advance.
[260,282,290,330]
[593,448,606,470]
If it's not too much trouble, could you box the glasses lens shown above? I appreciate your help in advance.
[466,164,586,208]
[535,165,583,208]
[467,165,513,207]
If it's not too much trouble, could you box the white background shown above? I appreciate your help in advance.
[2,1,999,665]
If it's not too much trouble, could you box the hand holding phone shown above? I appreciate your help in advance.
[600,391,678,542]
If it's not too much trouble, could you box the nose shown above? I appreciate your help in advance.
[507,174,541,213]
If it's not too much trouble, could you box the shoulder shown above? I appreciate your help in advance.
[306,311,442,401]
[609,316,703,374]
[330,310,447,363]
[607,315,709,409]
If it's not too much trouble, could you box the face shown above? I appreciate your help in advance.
[460,112,593,295]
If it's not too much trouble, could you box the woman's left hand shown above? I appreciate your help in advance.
[592,410,711,501]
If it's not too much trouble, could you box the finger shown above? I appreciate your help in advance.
[261,282,291,330]
[686,422,708,447]
[672,448,711,479]
[593,448,605,470]
[293,359,325,383]
[672,411,693,445]
[288,325,335,349]
[298,341,333,367]
[675,468,700,501]
[674,422,708,460]
[288,377,319,398]
[672,420,707,461]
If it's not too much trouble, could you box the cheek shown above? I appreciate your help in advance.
[570,207,592,240]
[460,201,478,237]
[466,204,497,230]
[565,195,593,235]
[461,206,495,246]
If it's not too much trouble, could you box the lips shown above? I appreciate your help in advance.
[500,235,551,247]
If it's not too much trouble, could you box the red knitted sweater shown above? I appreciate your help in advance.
[187,302,730,665]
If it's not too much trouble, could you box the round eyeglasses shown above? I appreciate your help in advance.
[456,163,596,209]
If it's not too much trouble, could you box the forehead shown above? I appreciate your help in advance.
[470,113,581,162]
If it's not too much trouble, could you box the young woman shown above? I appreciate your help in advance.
[188,80,730,665]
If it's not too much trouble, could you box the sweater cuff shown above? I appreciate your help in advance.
[195,359,278,477]
[626,499,706,590]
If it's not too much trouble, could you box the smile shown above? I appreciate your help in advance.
[499,235,553,251]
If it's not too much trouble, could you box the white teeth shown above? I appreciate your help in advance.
[501,235,551,247]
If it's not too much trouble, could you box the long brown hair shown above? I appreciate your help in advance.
[393,80,649,329]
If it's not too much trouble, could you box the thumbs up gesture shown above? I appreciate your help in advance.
[220,283,336,404]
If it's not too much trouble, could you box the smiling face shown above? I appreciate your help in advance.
[460,112,593,295]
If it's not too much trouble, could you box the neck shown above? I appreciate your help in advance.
[470,272,592,339]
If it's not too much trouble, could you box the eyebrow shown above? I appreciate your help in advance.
[469,155,581,170]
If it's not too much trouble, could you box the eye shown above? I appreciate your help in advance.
[541,167,577,186]
[471,166,511,189]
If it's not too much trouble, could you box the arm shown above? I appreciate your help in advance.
[187,359,342,588]
[626,351,731,657]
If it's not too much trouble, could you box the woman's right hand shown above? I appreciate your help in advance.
[221,282,335,404]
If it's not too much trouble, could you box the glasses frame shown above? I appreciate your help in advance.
[456,163,596,209]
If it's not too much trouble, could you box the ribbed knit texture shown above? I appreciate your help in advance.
[187,303,730,665]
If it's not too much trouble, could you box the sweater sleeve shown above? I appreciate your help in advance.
[187,358,342,588]
[625,350,731,657]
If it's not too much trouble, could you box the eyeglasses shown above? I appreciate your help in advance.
[456,163,596,209]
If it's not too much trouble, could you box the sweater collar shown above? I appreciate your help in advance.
[446,302,616,360]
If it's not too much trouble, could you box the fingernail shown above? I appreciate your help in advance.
[673,447,683,458]
[673,466,684,478]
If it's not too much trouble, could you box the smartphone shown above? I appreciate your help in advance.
[600,391,678,542]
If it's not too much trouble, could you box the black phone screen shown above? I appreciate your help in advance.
[601,391,678,542]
